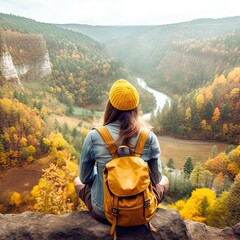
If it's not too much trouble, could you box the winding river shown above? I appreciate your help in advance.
[137,77,231,168]
[137,78,171,120]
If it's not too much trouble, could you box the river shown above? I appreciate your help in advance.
[137,77,231,168]
[137,78,171,120]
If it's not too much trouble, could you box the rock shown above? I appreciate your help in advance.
[185,220,240,240]
[0,30,52,87]
[0,209,239,240]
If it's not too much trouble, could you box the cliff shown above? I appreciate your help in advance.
[0,30,51,87]
[0,209,239,240]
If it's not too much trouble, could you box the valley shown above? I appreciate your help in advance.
[0,112,231,203]
[0,13,239,226]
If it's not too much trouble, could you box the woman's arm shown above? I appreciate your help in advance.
[148,132,162,186]
[79,131,96,184]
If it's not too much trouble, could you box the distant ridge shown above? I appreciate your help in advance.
[58,16,240,43]
[59,16,240,94]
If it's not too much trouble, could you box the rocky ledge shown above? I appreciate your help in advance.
[0,208,239,240]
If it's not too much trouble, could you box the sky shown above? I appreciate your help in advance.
[0,0,240,26]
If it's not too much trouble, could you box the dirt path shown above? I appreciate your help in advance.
[0,155,53,199]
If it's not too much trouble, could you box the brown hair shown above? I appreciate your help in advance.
[103,100,141,147]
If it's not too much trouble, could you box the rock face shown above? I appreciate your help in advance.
[0,209,239,240]
[0,30,51,87]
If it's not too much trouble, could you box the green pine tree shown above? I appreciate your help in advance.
[205,101,214,121]
[227,173,240,226]
[167,158,175,172]
[183,157,194,179]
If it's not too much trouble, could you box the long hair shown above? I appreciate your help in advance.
[103,100,141,147]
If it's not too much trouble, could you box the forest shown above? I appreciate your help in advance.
[151,67,240,144]
[61,17,240,95]
[0,13,239,228]
[0,13,156,111]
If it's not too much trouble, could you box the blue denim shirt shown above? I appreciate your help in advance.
[79,121,162,218]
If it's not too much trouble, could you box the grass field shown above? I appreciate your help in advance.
[158,135,232,169]
[22,81,45,89]
[72,106,103,118]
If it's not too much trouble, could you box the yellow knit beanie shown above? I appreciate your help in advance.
[109,79,139,111]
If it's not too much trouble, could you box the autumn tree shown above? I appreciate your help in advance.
[212,107,221,123]
[9,192,22,207]
[169,188,216,222]
[204,153,229,176]
[185,107,192,123]
[31,162,79,214]
[196,94,204,112]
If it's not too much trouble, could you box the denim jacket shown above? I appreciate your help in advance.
[79,121,162,218]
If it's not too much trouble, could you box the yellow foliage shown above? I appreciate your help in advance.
[42,137,51,146]
[4,132,10,142]
[227,67,240,83]
[222,124,229,135]
[49,132,67,150]
[9,126,16,133]
[192,216,206,222]
[227,162,240,176]
[177,188,216,222]
[31,164,75,214]
[0,98,13,114]
[9,192,22,207]
[212,107,220,122]
[230,88,239,99]
[204,153,229,174]
[196,94,204,112]
[218,74,227,85]
[82,128,90,137]
[205,88,213,100]
[168,199,186,212]
[31,185,40,198]
[201,119,207,129]
[27,145,36,155]
[19,137,27,147]
[27,156,34,163]
[185,107,192,122]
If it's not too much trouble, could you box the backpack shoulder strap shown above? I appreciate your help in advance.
[94,126,118,158]
[135,128,150,157]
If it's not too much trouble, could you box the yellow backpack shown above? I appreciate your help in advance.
[95,126,158,239]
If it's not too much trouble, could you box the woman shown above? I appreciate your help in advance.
[74,79,169,223]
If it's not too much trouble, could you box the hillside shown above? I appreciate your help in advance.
[151,67,240,144]
[0,13,156,112]
[0,30,51,86]
[0,13,126,108]
[60,17,240,94]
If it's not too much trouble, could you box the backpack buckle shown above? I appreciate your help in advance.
[112,208,118,216]
[144,198,150,207]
